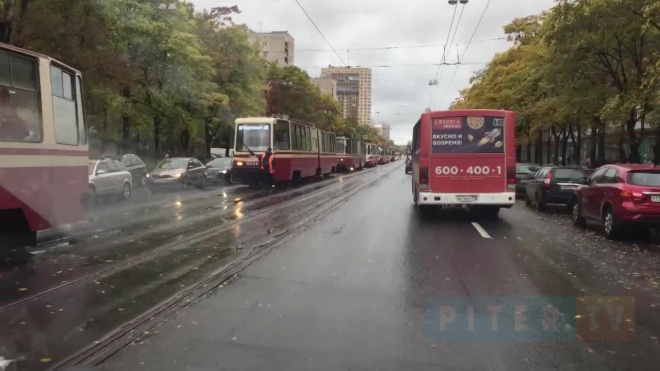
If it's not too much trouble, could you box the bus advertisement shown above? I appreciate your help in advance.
[411,109,516,217]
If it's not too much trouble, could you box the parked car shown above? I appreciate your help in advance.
[147,157,207,190]
[205,157,233,185]
[88,159,133,203]
[515,162,541,196]
[525,166,589,210]
[572,164,660,238]
[102,154,148,187]
[405,156,412,174]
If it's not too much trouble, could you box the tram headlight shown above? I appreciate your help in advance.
[236,161,244,167]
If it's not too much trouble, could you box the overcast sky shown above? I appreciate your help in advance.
[192,0,556,144]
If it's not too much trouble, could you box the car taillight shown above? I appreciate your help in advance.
[621,188,645,201]
[420,167,429,189]
[543,172,552,188]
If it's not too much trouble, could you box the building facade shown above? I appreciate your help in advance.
[248,31,295,66]
[372,123,391,141]
[320,67,372,125]
[312,77,338,101]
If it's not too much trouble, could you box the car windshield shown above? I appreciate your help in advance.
[207,158,232,167]
[157,158,188,169]
[517,164,539,174]
[627,171,660,186]
[554,169,588,179]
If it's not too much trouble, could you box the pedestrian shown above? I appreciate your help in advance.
[261,147,274,186]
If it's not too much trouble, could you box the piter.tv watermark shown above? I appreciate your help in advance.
[427,297,634,342]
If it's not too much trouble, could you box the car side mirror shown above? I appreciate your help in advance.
[96,169,107,175]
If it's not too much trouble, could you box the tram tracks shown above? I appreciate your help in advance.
[56,162,399,369]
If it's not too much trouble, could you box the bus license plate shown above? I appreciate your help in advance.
[651,196,660,203]
[457,195,478,202]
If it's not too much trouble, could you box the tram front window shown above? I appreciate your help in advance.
[236,124,271,153]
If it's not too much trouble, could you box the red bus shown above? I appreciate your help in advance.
[232,117,336,185]
[411,110,516,217]
[0,43,88,248]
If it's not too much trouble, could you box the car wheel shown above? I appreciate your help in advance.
[572,200,586,227]
[140,175,147,187]
[120,182,131,201]
[603,207,619,239]
[198,176,207,189]
[535,194,546,211]
[524,192,532,206]
[88,185,97,205]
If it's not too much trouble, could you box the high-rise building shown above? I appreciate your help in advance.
[320,66,372,125]
[248,30,295,66]
[372,123,391,141]
[312,77,338,101]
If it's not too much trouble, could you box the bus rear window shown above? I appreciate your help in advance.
[431,116,504,154]
[627,171,660,186]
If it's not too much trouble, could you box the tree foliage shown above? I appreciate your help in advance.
[0,0,387,159]
[453,0,660,165]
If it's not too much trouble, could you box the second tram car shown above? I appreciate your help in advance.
[336,136,363,172]
[365,143,380,167]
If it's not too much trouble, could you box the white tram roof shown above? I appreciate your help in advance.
[235,117,277,125]
[0,42,81,75]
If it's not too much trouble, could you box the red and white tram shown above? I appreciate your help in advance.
[232,117,336,185]
[379,148,391,165]
[364,143,380,167]
[335,136,363,172]
[0,43,88,247]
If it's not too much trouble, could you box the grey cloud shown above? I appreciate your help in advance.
[193,0,555,143]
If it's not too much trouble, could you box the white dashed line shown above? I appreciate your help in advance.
[471,222,493,239]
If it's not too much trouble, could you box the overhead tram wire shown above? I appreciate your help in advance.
[293,0,346,66]
[438,0,493,108]
[427,4,459,109]
[295,38,506,52]
[429,2,467,109]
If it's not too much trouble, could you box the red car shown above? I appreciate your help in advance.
[572,164,660,238]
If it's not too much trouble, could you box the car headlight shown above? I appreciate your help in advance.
[146,174,151,178]
[220,170,228,174]
[172,173,182,179]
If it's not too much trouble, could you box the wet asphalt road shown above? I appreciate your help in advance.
[0,165,394,369]
[99,164,660,370]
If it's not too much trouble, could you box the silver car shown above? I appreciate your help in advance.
[147,157,207,190]
[88,159,133,203]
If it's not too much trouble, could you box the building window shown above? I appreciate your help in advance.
[263,41,268,47]
[263,51,268,58]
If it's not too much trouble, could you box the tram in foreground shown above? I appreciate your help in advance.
[232,117,336,185]
[0,43,88,248]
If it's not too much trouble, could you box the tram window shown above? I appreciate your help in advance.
[0,51,41,143]
[11,55,37,90]
[51,65,78,145]
[0,52,9,84]
[293,124,301,150]
[275,120,290,150]
[305,127,311,151]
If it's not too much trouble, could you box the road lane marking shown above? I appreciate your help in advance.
[471,222,493,239]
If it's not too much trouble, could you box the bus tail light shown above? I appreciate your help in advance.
[507,167,516,190]
[420,167,429,189]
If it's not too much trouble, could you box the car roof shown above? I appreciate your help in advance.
[603,164,660,172]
